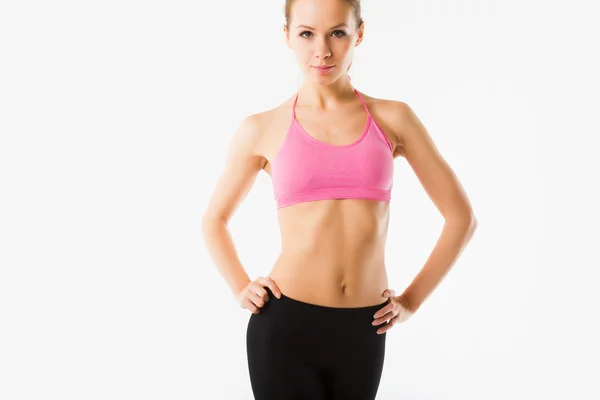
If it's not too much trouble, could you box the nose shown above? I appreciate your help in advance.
[314,37,332,60]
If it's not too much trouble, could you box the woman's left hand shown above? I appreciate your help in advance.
[372,289,414,334]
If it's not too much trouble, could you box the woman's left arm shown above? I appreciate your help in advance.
[389,101,478,314]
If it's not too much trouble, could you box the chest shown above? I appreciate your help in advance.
[294,105,369,146]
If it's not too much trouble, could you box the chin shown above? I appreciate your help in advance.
[308,72,344,85]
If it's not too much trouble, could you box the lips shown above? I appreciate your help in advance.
[311,64,336,75]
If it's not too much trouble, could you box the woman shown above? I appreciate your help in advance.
[202,0,477,398]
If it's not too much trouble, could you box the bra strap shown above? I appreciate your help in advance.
[291,92,299,121]
[354,88,372,117]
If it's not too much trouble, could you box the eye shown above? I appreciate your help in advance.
[299,30,347,39]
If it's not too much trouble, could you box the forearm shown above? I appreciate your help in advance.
[201,217,252,298]
[400,215,477,312]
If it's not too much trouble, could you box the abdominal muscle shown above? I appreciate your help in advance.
[268,198,391,308]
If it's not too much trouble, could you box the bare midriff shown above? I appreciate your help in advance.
[268,198,391,308]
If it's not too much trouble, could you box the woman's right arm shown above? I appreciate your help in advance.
[201,114,266,299]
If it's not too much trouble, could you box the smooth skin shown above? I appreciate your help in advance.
[201,0,477,335]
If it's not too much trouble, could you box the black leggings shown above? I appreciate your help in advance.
[246,287,389,400]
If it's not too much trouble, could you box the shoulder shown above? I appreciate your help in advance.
[228,113,263,157]
[361,92,439,161]
[239,94,296,134]
[359,91,412,126]
[229,94,296,158]
[358,92,414,157]
[254,94,296,132]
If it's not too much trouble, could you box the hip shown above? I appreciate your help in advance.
[246,286,389,379]
[247,286,389,352]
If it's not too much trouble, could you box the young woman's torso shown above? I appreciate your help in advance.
[255,90,403,308]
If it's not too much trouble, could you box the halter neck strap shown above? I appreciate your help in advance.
[291,87,370,120]
[353,88,371,117]
[291,92,299,120]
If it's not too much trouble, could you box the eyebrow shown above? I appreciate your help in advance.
[296,23,348,30]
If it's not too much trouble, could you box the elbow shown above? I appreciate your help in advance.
[466,213,478,242]
[445,210,478,233]
[201,213,227,235]
[469,213,478,231]
[201,215,226,248]
[463,211,478,234]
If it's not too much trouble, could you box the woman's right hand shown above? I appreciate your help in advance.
[237,276,282,314]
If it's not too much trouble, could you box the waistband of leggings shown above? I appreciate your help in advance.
[265,287,390,315]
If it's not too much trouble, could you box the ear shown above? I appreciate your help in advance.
[355,21,364,47]
[283,26,292,49]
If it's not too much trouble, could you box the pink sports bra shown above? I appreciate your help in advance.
[271,88,394,209]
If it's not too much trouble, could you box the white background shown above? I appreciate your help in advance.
[1,0,599,399]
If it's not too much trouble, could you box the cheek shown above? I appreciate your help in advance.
[336,40,353,56]
[295,47,313,62]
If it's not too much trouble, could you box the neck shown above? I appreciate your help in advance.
[297,75,356,111]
